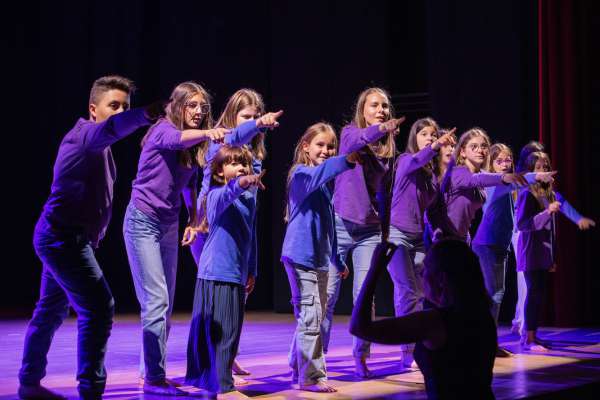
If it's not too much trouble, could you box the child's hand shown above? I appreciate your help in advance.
[256,110,284,129]
[245,275,256,295]
[577,217,596,230]
[181,226,200,246]
[432,129,457,151]
[535,171,557,184]
[239,170,266,190]
[338,266,350,279]
[378,117,406,135]
[547,201,561,214]
[206,127,229,143]
[346,152,362,165]
[502,173,528,186]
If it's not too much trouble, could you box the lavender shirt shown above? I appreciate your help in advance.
[130,119,198,223]
[333,124,391,225]
[390,146,438,234]
[42,109,150,247]
[443,165,505,241]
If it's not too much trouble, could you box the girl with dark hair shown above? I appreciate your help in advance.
[351,239,497,399]
[387,118,456,368]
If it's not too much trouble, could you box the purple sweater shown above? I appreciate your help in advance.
[515,189,555,271]
[333,124,391,225]
[390,146,438,234]
[443,165,505,241]
[42,109,150,247]
[130,119,198,223]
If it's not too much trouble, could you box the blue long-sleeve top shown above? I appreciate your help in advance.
[281,155,355,272]
[197,178,257,285]
[472,173,539,249]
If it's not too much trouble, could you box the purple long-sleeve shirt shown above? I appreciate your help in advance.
[333,124,391,225]
[443,165,506,241]
[42,108,150,247]
[130,119,198,223]
[390,146,438,234]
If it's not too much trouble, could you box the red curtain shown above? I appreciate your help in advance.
[538,0,597,325]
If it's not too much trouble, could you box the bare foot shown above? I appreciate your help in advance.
[299,381,337,393]
[354,357,373,378]
[233,375,249,386]
[232,359,250,375]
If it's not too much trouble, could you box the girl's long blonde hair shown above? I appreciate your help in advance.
[453,127,491,171]
[352,87,396,158]
[198,145,253,233]
[284,122,338,222]
[143,81,214,168]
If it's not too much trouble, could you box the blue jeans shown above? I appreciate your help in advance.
[123,202,179,382]
[511,231,526,334]
[20,215,114,397]
[324,214,381,359]
[387,226,426,353]
[284,263,329,385]
[472,243,509,324]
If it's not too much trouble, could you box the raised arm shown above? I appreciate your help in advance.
[339,117,404,154]
[81,108,151,151]
[350,242,445,345]
[290,156,354,201]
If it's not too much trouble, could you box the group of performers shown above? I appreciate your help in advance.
[17,76,595,399]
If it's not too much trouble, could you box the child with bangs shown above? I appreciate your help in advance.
[282,120,395,392]
[471,143,555,357]
[185,145,265,394]
[515,151,595,351]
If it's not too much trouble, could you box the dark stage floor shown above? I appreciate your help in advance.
[1,312,599,399]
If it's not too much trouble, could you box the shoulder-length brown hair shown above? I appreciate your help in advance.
[523,151,555,206]
[453,127,491,171]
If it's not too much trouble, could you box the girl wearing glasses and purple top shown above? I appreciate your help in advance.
[123,81,229,396]
[435,128,527,243]
[324,87,405,378]
[471,144,555,357]
[387,118,457,368]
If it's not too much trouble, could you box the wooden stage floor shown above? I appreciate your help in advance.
[1,312,599,399]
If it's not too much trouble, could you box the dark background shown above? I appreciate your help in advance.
[4,0,599,326]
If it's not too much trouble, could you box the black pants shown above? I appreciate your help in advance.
[523,270,548,332]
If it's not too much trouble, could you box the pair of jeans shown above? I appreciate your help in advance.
[387,226,426,354]
[20,215,114,397]
[511,231,526,334]
[324,214,381,359]
[123,202,179,382]
[284,263,329,385]
[472,243,509,324]
[523,270,548,332]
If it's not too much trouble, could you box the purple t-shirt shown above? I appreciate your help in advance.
[333,124,391,225]
[42,108,150,247]
[130,119,198,223]
[390,146,438,234]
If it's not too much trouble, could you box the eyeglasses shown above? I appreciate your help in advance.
[185,101,211,114]
[467,143,489,152]
[494,158,513,165]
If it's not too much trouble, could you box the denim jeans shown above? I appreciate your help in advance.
[284,263,329,385]
[324,214,381,359]
[511,231,526,334]
[387,226,426,353]
[123,202,179,382]
[472,243,509,324]
[20,215,114,397]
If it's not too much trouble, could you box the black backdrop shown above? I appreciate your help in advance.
[5,1,598,325]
